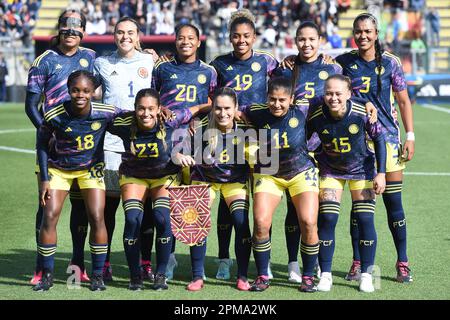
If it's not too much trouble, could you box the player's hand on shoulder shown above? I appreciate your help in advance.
[365,102,378,124]
[160,106,175,121]
[234,110,249,124]
[280,55,296,70]
[156,52,174,63]
[319,53,336,65]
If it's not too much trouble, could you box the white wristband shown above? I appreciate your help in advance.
[406,132,415,141]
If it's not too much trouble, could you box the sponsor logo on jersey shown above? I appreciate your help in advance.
[232,136,241,145]
[138,67,149,79]
[255,178,263,187]
[156,130,166,140]
[170,74,178,79]
[110,71,118,76]
[351,64,358,70]
[251,62,261,72]
[374,66,385,75]
[79,58,89,68]
[288,117,299,128]
[91,122,102,131]
[226,65,233,71]
[319,71,329,80]
[348,124,359,134]
[322,129,329,134]
[197,74,206,84]
[65,127,72,132]
[263,124,271,129]
[55,64,62,70]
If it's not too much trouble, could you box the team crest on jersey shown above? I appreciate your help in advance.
[197,74,207,84]
[138,67,149,79]
[374,66,385,75]
[288,117,299,128]
[348,124,359,134]
[156,130,166,140]
[251,62,261,72]
[79,58,89,68]
[91,122,102,131]
[319,71,329,80]
[232,136,241,145]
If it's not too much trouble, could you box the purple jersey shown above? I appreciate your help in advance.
[152,57,217,110]
[336,50,407,143]
[210,50,278,110]
[27,47,96,112]
[37,101,119,171]
[244,104,315,180]
[274,56,342,152]
[107,108,192,179]
[307,99,385,180]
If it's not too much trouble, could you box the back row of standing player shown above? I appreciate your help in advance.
[25,8,414,292]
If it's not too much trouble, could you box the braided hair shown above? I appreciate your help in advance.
[353,13,383,96]
[67,70,97,90]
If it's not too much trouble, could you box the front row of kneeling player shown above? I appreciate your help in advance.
[34,71,385,293]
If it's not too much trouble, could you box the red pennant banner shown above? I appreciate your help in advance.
[168,184,211,246]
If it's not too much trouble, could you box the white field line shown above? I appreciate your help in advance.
[0,146,35,154]
[0,128,35,134]
[420,104,450,114]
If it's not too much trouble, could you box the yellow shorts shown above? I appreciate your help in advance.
[182,167,191,185]
[48,165,105,191]
[253,167,319,197]
[192,180,249,202]
[319,177,373,191]
[120,173,180,189]
[368,141,406,173]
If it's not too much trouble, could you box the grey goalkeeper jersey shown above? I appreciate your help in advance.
[94,50,154,152]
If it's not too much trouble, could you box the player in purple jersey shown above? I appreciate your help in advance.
[25,9,95,286]
[307,75,386,293]
[209,9,279,281]
[34,71,118,292]
[106,88,206,290]
[336,13,415,283]
[237,77,319,293]
[176,87,253,291]
[152,23,217,280]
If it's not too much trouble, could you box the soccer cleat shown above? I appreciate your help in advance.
[152,273,168,290]
[396,261,413,283]
[102,262,113,282]
[236,278,251,291]
[316,272,332,292]
[267,260,274,279]
[30,270,42,285]
[249,276,270,292]
[32,270,53,292]
[287,261,302,283]
[186,278,204,291]
[215,258,233,280]
[359,273,375,293]
[299,276,317,293]
[90,274,106,291]
[128,275,144,291]
[141,262,154,282]
[345,260,361,281]
[165,254,178,280]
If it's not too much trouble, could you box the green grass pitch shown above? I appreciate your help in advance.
[1,102,450,300]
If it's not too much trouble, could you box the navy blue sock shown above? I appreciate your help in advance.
[37,243,57,272]
[90,242,108,276]
[252,238,271,277]
[190,239,207,279]
[318,201,340,273]
[383,181,408,262]
[217,196,232,259]
[285,195,301,263]
[104,195,120,263]
[69,191,88,269]
[140,200,155,262]
[353,200,377,273]
[350,207,361,262]
[122,199,144,277]
[229,199,251,279]
[35,203,44,272]
[300,241,320,277]
[153,197,172,275]
[170,235,176,254]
